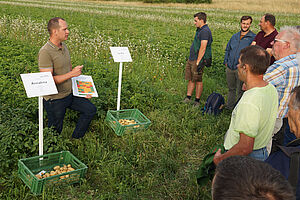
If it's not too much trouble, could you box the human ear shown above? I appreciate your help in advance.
[244,64,250,71]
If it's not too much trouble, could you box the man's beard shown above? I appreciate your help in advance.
[241,27,249,32]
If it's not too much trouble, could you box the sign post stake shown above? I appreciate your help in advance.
[117,62,123,111]
[38,96,43,156]
[20,72,58,157]
[109,47,132,111]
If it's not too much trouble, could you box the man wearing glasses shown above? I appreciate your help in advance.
[264,26,300,153]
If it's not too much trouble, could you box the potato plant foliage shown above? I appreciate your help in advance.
[0,0,299,199]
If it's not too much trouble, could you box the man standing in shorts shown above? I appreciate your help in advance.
[183,12,213,107]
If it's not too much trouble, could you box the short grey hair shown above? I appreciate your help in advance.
[290,86,300,110]
[280,26,300,53]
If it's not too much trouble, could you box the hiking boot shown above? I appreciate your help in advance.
[193,101,200,107]
[182,97,192,104]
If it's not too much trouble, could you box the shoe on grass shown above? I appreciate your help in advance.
[193,101,200,107]
[182,97,192,103]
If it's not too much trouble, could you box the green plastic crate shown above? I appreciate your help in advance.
[106,109,151,136]
[18,151,87,195]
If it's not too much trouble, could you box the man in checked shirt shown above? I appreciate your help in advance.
[264,26,300,154]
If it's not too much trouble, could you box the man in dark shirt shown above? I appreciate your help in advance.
[251,13,278,64]
[183,12,213,107]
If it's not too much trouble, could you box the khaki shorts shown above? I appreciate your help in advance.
[185,59,204,82]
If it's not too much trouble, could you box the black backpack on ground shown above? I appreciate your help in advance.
[202,92,225,115]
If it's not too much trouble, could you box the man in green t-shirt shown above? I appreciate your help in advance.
[38,17,96,139]
[213,46,278,165]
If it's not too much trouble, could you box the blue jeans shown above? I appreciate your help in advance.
[43,94,97,139]
[248,147,268,161]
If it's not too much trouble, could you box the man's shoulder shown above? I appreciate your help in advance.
[197,25,212,42]
[199,24,211,33]
[39,42,53,55]
[202,24,210,29]
[232,31,240,37]
[256,31,265,36]
[266,55,296,71]
[265,62,284,75]
[245,84,277,97]
[247,30,256,37]
[227,32,240,42]
[274,54,298,68]
[238,85,276,109]
[40,42,51,50]
[272,29,278,36]
[38,42,55,67]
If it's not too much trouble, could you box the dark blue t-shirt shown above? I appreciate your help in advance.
[189,24,213,61]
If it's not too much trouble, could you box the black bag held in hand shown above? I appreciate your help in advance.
[197,58,212,73]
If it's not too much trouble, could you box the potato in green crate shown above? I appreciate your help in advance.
[18,151,87,195]
[106,109,151,136]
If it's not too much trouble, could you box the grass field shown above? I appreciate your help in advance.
[0,0,299,199]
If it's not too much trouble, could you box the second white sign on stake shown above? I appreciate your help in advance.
[109,47,132,110]
[110,47,132,63]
